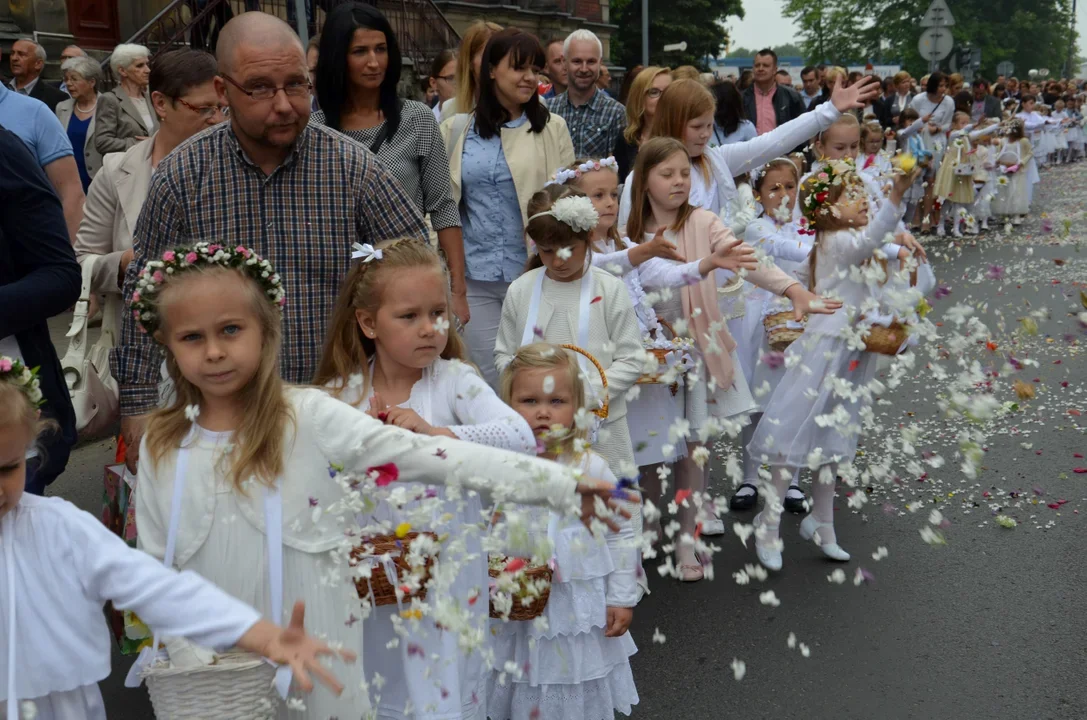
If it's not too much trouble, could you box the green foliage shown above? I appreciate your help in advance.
[610,0,745,70]
[727,42,806,58]
[781,0,1080,79]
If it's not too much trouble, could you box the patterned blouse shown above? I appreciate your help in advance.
[311,100,460,231]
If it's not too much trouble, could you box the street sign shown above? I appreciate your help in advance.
[918,27,954,62]
[996,60,1015,77]
[920,0,956,27]
[663,42,688,52]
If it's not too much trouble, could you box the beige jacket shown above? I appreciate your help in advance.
[441,111,575,228]
[74,135,155,300]
[55,97,104,178]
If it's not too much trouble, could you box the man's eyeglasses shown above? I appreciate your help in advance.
[220,73,312,101]
[175,96,229,118]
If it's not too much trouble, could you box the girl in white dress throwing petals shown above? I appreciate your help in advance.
[131,243,631,719]
[0,363,349,720]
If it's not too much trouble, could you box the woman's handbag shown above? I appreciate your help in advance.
[60,256,120,439]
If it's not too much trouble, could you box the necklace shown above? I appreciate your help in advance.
[75,97,98,114]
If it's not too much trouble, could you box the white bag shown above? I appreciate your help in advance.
[60,256,120,439]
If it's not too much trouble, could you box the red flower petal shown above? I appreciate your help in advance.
[591,296,603,304]
[674,489,692,506]
[368,463,399,487]
[504,557,526,573]
[1073,467,1087,474]
[848,360,860,372]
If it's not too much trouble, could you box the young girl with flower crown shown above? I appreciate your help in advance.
[624,137,841,581]
[0,358,347,720]
[726,158,813,516]
[556,157,758,542]
[991,119,1035,224]
[312,238,536,720]
[488,342,639,720]
[131,243,627,720]
[746,162,923,573]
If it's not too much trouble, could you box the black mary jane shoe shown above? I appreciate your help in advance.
[729,483,759,512]
[783,489,810,515]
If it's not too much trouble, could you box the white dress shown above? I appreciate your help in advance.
[742,217,814,411]
[991,139,1033,216]
[0,494,261,720]
[495,266,646,480]
[487,452,639,720]
[136,387,586,720]
[591,237,702,467]
[337,359,536,720]
[908,94,955,172]
[747,199,903,469]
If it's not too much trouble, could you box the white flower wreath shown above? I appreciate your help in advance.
[527,195,599,233]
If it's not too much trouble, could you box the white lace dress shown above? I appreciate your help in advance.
[136,387,585,720]
[487,452,639,720]
[747,200,903,469]
[338,359,537,720]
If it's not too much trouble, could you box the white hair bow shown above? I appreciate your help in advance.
[351,242,383,263]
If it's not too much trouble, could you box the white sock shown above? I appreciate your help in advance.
[736,415,760,497]
[808,465,838,546]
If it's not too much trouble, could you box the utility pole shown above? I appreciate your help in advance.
[641,0,649,66]
[1066,0,1078,79]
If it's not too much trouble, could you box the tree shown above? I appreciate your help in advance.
[726,42,806,58]
[610,0,745,70]
[783,0,1080,79]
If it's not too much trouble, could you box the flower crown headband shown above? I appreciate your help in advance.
[527,195,599,233]
[800,158,860,224]
[545,157,619,187]
[131,242,285,336]
[0,356,44,408]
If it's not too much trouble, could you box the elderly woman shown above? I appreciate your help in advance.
[75,49,223,328]
[54,56,105,192]
[95,43,159,155]
[313,2,467,324]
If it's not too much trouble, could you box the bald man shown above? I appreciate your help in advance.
[112,13,427,501]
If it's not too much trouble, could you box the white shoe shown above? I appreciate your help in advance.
[981,221,990,231]
[952,226,963,238]
[753,511,783,571]
[798,515,850,562]
[700,516,725,536]
[1012,216,1024,225]
[936,224,946,237]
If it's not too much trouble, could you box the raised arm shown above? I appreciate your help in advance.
[447,362,537,453]
[744,220,811,264]
[599,275,647,402]
[710,100,842,176]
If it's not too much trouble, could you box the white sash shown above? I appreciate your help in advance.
[124,427,292,698]
[4,514,16,720]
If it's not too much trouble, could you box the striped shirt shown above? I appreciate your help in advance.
[111,122,427,415]
[545,88,625,159]
[310,101,461,231]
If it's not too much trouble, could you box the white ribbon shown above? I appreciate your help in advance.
[360,554,408,616]
[351,243,383,263]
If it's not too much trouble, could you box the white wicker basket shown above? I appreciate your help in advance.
[143,652,281,719]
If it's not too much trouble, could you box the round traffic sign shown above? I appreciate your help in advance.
[996,60,1014,77]
[918,27,953,62]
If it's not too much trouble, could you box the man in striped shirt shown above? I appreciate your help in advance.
[111,12,427,470]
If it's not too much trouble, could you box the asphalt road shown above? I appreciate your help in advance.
[45,161,1087,719]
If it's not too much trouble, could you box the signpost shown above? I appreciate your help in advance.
[996,60,1015,78]
[918,0,955,72]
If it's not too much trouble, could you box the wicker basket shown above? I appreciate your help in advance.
[637,318,685,390]
[351,531,437,606]
[763,310,804,351]
[143,652,279,719]
[863,321,910,355]
[488,561,553,621]
[560,344,609,419]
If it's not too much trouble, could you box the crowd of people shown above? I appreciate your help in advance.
[0,8,1081,720]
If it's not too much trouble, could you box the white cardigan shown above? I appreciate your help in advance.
[495,266,645,423]
[1,494,260,714]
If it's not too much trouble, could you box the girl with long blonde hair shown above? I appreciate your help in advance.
[440,20,502,119]
[314,237,537,720]
[133,243,628,719]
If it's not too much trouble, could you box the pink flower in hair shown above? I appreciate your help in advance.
[132,291,141,303]
[0,358,12,372]
[235,246,249,257]
[185,252,198,264]
[208,244,222,253]
[162,251,176,262]
[152,271,164,283]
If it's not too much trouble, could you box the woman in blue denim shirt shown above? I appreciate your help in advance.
[442,29,575,387]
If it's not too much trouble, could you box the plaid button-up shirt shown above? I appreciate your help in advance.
[111,122,427,415]
[545,89,625,159]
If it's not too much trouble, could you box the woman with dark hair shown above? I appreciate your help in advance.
[441,28,574,387]
[738,68,754,91]
[428,48,457,122]
[909,70,955,231]
[312,2,467,325]
[711,80,756,145]
[618,63,644,104]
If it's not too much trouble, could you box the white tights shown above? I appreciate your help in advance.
[737,414,801,498]
[757,464,839,546]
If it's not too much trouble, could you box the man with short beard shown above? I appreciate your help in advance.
[544,29,625,157]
